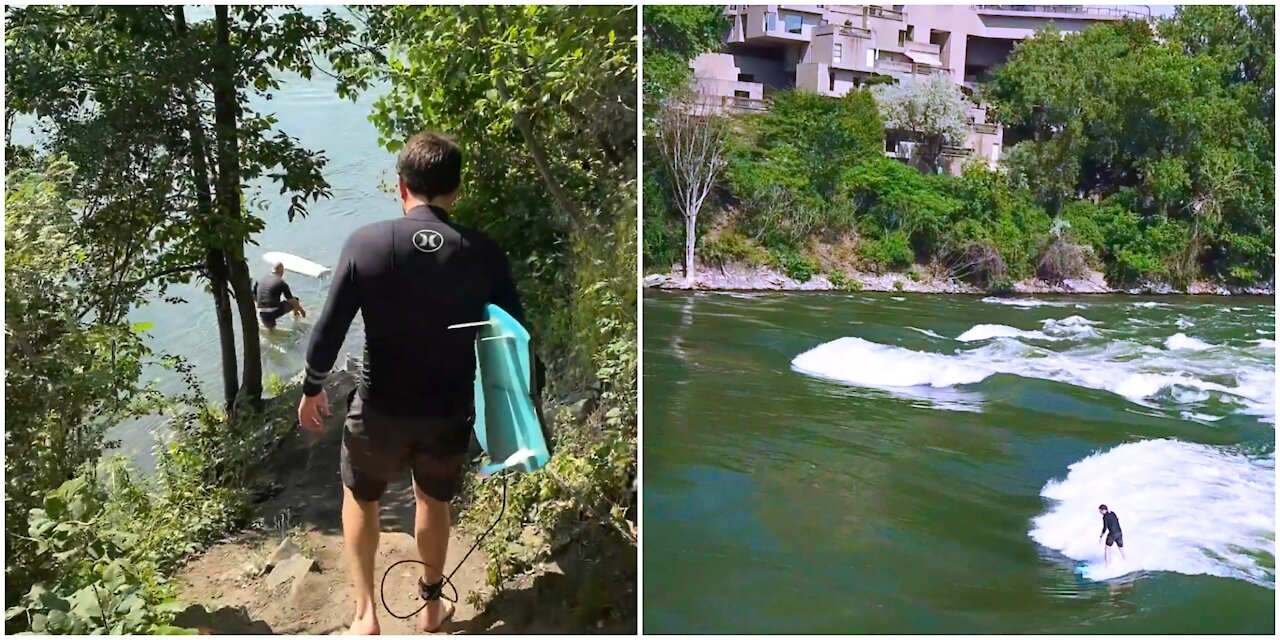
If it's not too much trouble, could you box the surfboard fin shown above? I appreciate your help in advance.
[476,448,536,478]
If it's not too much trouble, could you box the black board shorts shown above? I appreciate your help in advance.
[1106,532,1124,548]
[258,306,290,327]
[339,390,473,503]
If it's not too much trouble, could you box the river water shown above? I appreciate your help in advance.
[642,291,1274,633]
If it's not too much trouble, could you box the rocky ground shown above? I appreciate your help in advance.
[170,371,634,635]
[644,262,1274,296]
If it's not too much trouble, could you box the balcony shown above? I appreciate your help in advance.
[720,95,770,112]
[973,5,1151,20]
[875,57,949,77]
[866,5,905,21]
[970,121,999,135]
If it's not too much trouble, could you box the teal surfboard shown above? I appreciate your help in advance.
[454,304,551,476]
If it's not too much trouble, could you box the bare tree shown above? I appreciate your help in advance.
[655,92,728,281]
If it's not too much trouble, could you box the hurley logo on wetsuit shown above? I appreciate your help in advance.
[412,229,445,253]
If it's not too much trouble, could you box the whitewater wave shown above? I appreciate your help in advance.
[1029,439,1275,588]
[981,297,1075,308]
[792,332,1274,421]
[957,324,1052,342]
[1164,333,1215,351]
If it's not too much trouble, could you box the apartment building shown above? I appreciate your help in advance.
[690,5,1150,171]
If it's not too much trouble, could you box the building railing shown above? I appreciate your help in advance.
[970,121,999,135]
[973,5,1151,20]
[866,5,905,21]
[838,25,872,39]
[716,95,770,112]
[876,58,950,76]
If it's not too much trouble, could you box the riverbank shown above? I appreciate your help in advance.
[643,262,1275,296]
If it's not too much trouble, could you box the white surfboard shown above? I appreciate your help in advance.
[262,251,330,278]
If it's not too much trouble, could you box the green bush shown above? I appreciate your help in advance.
[700,229,770,267]
[769,248,817,282]
[641,167,683,271]
[862,230,914,271]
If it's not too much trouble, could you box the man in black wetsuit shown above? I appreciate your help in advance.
[253,263,305,331]
[297,132,524,635]
[1098,504,1126,565]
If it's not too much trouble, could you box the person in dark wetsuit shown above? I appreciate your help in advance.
[253,263,306,331]
[1098,504,1126,565]
[296,131,525,635]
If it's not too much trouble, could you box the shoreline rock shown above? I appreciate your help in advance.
[646,262,1275,296]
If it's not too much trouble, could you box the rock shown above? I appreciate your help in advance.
[266,553,316,590]
[262,538,301,575]
[643,274,667,287]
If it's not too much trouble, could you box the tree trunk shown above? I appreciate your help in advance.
[684,214,697,281]
[175,6,238,412]
[212,5,263,411]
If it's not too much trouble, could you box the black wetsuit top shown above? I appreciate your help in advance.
[1101,511,1122,537]
[253,273,293,310]
[302,204,524,418]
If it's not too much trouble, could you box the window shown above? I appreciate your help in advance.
[829,70,837,92]
[833,43,843,63]
[898,30,906,47]
[784,13,803,34]
[906,25,914,42]
[738,73,755,83]
[766,12,777,31]
[734,90,750,98]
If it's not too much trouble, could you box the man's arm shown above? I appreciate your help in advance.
[282,280,294,302]
[303,239,360,396]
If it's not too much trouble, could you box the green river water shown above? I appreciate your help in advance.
[643,291,1274,633]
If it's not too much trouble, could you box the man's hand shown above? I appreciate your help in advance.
[298,390,331,431]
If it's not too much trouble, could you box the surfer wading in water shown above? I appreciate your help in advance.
[297,131,525,635]
[1098,504,1126,566]
[253,262,306,332]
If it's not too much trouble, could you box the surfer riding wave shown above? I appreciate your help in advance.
[1099,504,1126,566]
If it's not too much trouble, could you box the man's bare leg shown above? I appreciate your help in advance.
[1103,545,1110,566]
[343,487,381,635]
[413,483,452,632]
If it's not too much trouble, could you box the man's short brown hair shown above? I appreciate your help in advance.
[397,131,462,199]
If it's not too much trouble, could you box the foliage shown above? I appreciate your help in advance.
[985,12,1274,282]
[642,169,683,271]
[642,5,724,118]
[700,229,771,268]
[872,73,972,173]
[4,159,159,606]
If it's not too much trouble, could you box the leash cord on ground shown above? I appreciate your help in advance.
[379,475,508,620]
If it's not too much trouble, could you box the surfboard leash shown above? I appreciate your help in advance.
[379,474,508,620]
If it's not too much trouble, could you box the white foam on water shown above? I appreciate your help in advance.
[1132,301,1169,308]
[1164,333,1216,351]
[891,296,906,301]
[1041,315,1102,339]
[1029,439,1275,588]
[981,296,1073,308]
[792,331,1274,421]
[1176,317,1196,329]
[956,324,1054,342]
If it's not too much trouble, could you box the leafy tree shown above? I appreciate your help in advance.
[872,73,971,174]
[5,6,361,409]
[336,4,637,383]
[3,159,156,610]
[642,5,724,118]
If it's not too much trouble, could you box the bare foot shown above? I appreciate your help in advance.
[345,614,380,635]
[418,600,455,633]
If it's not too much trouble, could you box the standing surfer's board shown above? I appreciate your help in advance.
[262,251,330,278]
[453,305,551,476]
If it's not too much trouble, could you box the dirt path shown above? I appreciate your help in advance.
[172,376,628,634]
